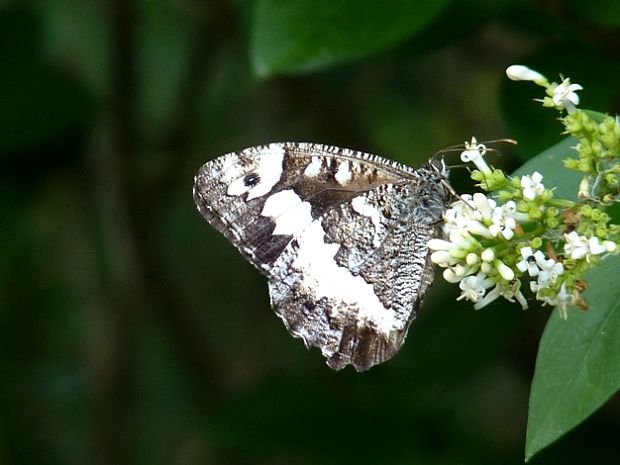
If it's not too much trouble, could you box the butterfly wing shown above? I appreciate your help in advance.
[193,142,451,371]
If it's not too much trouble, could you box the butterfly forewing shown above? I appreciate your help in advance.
[193,142,452,371]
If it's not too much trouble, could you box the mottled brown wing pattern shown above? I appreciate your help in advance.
[193,142,452,371]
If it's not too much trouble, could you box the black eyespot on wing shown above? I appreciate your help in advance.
[244,172,261,187]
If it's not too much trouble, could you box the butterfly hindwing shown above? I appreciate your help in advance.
[268,183,445,371]
[193,142,452,371]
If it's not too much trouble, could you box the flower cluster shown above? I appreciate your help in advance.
[429,192,529,310]
[433,66,619,318]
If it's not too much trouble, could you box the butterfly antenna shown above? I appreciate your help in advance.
[435,138,517,158]
[482,138,518,146]
[434,146,465,158]
[443,162,469,170]
[450,186,475,209]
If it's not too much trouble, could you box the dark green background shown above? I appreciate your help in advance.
[1,1,619,464]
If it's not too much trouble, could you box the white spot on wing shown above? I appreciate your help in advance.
[261,189,313,236]
[292,220,398,335]
[227,145,284,200]
[304,157,322,177]
[351,196,383,247]
[335,160,352,184]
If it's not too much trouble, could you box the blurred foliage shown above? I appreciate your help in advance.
[1,1,619,465]
[250,0,452,76]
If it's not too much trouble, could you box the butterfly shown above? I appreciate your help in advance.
[193,142,453,371]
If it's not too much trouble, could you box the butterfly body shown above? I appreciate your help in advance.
[193,142,452,371]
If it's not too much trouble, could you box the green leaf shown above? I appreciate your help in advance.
[250,0,451,77]
[525,254,620,460]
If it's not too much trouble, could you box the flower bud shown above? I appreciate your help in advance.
[506,65,545,83]
[466,253,480,266]
[495,260,515,281]
[481,248,495,262]
[431,251,452,264]
[563,158,579,169]
[481,262,492,274]
[443,269,463,283]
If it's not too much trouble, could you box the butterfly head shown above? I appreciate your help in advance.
[428,157,450,178]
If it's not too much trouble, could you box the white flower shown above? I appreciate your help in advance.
[539,283,573,319]
[536,256,564,286]
[587,237,606,255]
[458,272,493,303]
[458,193,497,238]
[472,280,527,310]
[443,196,478,236]
[442,195,493,238]
[516,247,540,276]
[448,194,524,242]
[473,283,502,309]
[530,260,564,294]
[442,196,472,233]
[460,137,491,174]
[489,201,518,240]
[564,232,612,261]
[472,192,495,221]
[520,172,545,200]
[564,231,589,259]
[552,78,583,113]
[506,65,545,83]
[529,281,542,293]
[516,247,564,295]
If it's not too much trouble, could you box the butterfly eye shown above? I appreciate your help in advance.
[243,172,261,187]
